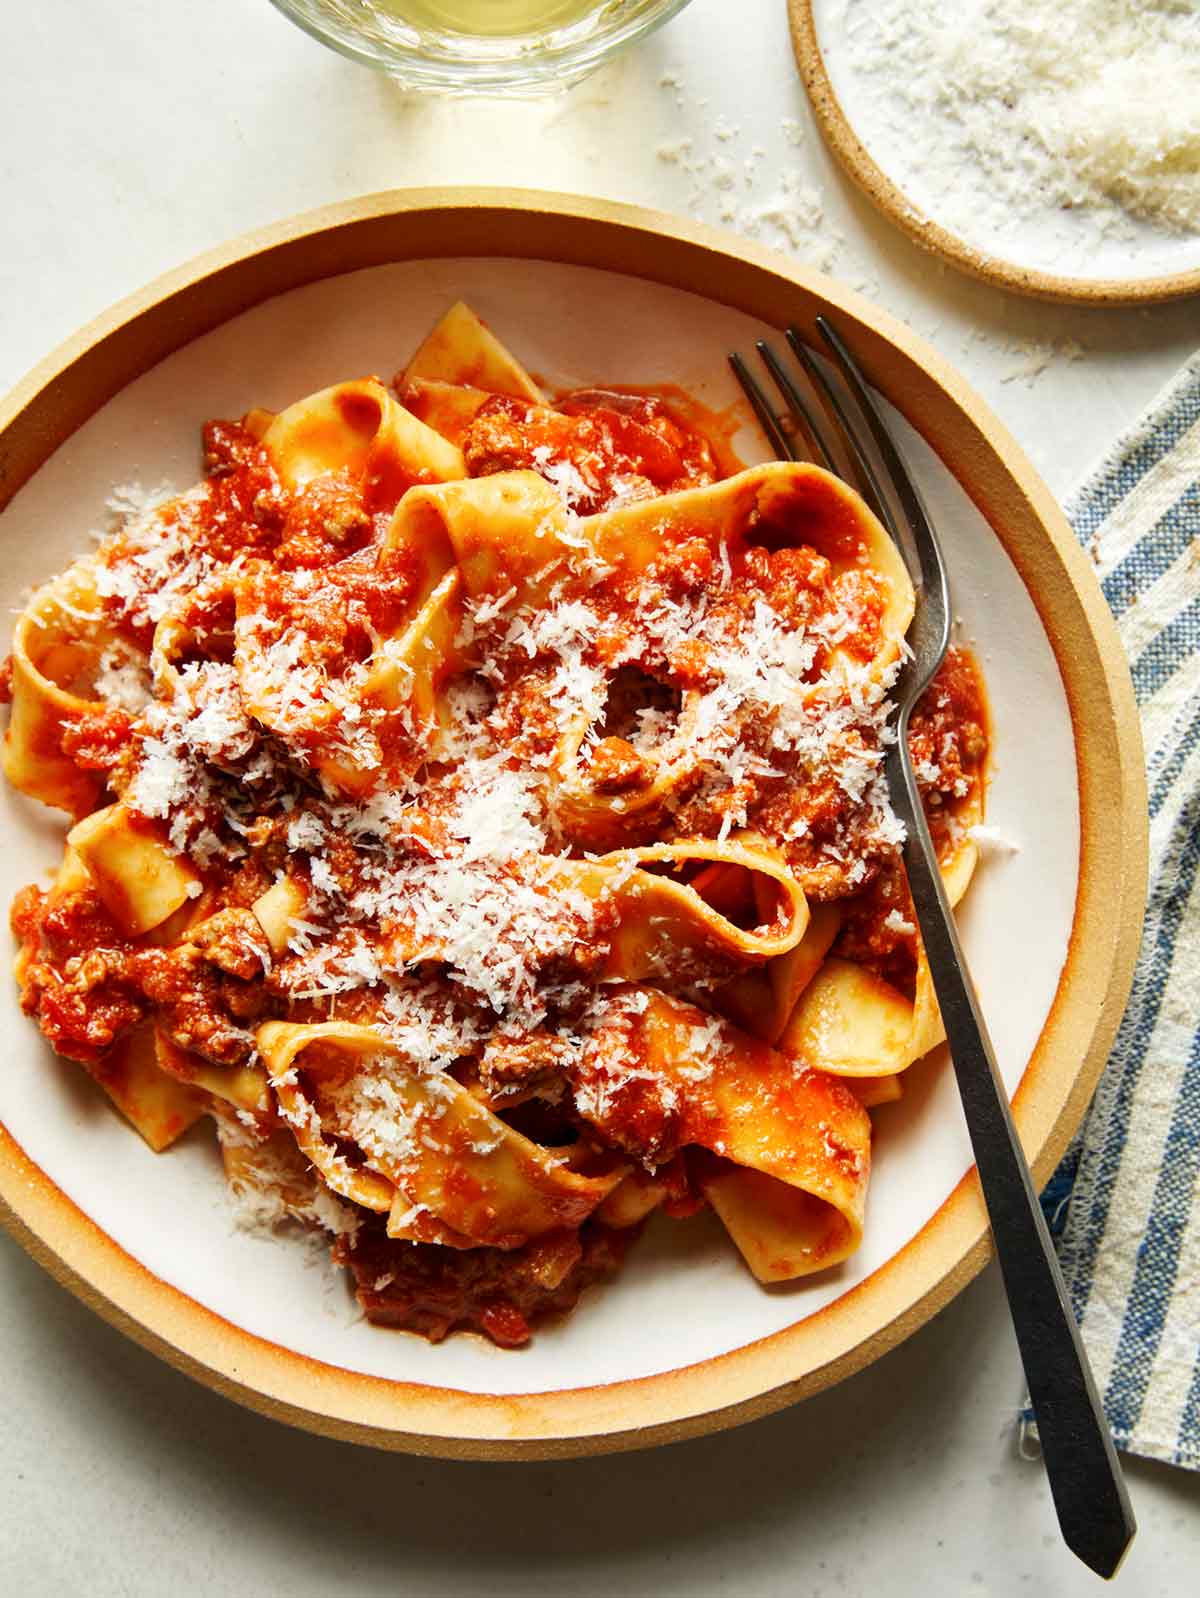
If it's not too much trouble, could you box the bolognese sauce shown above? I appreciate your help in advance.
[2,306,990,1348]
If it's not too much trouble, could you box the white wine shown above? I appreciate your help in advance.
[365,0,604,37]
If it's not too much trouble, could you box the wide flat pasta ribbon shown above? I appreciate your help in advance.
[400,378,492,449]
[373,837,808,993]
[257,1019,625,1250]
[231,560,464,793]
[570,985,871,1283]
[11,836,264,1144]
[384,469,569,607]
[780,832,980,1079]
[555,468,913,840]
[86,1025,209,1152]
[10,845,204,1149]
[568,837,809,981]
[3,559,142,816]
[67,802,201,937]
[719,900,843,1045]
[386,460,910,634]
[580,463,915,669]
[386,463,914,848]
[402,301,546,403]
[262,378,464,511]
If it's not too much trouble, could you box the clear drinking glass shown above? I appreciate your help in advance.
[268,0,696,93]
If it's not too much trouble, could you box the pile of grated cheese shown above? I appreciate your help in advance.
[839,0,1200,240]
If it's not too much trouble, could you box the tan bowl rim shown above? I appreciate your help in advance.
[788,0,1200,307]
[0,186,1148,1458]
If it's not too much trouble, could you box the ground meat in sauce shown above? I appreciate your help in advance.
[134,948,262,1066]
[11,872,279,1068]
[832,646,989,989]
[202,419,266,479]
[184,426,284,565]
[832,861,918,996]
[59,708,136,778]
[461,389,719,513]
[4,355,991,1351]
[908,645,989,854]
[334,1218,640,1347]
[182,908,271,981]
[13,892,147,1065]
[475,1031,575,1106]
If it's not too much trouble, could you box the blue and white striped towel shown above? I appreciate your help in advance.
[1020,351,1200,1472]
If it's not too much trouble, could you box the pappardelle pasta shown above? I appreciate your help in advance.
[2,303,988,1347]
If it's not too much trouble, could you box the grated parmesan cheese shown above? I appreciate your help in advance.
[967,822,1022,855]
[838,0,1200,246]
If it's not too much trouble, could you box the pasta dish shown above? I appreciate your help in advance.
[1,303,988,1347]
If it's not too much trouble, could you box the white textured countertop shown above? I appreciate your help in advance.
[1,1,1197,1591]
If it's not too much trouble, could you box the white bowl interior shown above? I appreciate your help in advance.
[0,258,1078,1395]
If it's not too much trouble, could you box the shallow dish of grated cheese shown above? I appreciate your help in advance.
[795,0,1200,302]
[0,192,1144,1456]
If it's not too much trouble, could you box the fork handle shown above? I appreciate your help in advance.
[885,735,1135,1580]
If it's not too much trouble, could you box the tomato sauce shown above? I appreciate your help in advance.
[908,644,990,854]
[833,645,990,994]
[334,1217,639,1348]
[461,388,722,513]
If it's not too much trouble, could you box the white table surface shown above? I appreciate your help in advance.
[2,1,1197,1591]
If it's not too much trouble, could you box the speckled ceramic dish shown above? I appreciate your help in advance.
[0,189,1145,1457]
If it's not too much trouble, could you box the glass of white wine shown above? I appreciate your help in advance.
[268,0,696,91]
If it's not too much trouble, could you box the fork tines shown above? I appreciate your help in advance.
[729,320,915,567]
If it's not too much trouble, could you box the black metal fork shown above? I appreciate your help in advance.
[731,319,1135,1581]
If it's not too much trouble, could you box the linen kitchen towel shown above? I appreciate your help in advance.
[1021,351,1200,1471]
